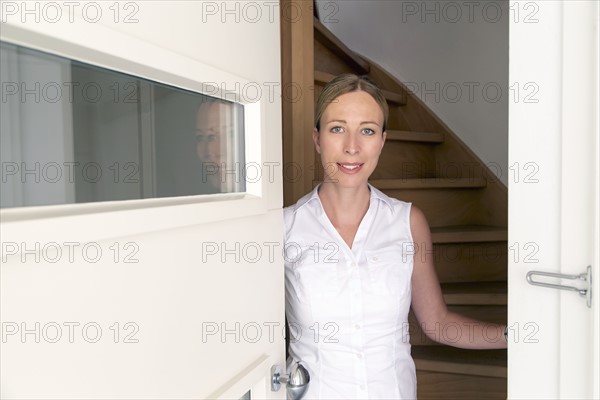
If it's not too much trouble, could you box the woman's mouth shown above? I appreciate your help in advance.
[337,163,364,174]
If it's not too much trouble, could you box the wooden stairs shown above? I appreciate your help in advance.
[289,12,507,399]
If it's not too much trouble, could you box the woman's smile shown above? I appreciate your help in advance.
[337,162,364,174]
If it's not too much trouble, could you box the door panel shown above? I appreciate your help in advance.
[1,2,285,398]
[508,1,599,398]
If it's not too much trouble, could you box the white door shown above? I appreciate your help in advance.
[1,2,288,398]
[509,1,599,398]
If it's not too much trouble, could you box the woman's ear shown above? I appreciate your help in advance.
[312,127,321,154]
[381,130,387,150]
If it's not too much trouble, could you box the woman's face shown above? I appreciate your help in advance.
[195,102,228,164]
[313,90,386,187]
[195,101,230,189]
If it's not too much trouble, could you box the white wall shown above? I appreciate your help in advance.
[317,0,509,185]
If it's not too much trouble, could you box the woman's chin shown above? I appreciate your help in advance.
[322,175,370,188]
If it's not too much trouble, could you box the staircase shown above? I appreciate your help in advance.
[311,17,508,399]
[313,19,507,399]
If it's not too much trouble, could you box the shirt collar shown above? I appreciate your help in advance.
[292,183,395,214]
[369,183,395,214]
[291,184,321,213]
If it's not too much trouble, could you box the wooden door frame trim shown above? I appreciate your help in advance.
[280,0,315,206]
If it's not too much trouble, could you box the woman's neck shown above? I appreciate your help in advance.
[318,182,371,228]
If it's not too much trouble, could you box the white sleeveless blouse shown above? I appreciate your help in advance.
[284,184,416,399]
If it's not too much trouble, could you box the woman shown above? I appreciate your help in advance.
[284,74,507,399]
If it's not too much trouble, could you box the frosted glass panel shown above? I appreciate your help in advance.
[0,41,245,208]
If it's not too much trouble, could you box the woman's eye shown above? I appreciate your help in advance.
[330,126,343,133]
[362,128,375,136]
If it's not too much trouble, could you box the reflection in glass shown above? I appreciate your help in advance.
[0,41,245,209]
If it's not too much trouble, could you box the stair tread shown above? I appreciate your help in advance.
[314,70,406,105]
[314,70,336,84]
[386,130,444,143]
[412,346,507,378]
[441,281,507,305]
[430,226,507,244]
[314,18,370,74]
[370,178,486,190]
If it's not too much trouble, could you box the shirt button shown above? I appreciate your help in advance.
[357,353,363,359]
[350,262,357,267]
[372,256,378,261]
[354,324,361,330]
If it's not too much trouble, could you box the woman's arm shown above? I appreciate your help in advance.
[409,206,507,349]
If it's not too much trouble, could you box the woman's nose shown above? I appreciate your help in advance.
[208,140,222,160]
[344,133,359,155]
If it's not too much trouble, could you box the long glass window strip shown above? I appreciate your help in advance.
[1,41,246,208]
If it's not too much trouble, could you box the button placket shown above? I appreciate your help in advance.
[347,253,366,366]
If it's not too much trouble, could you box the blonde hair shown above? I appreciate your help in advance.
[314,74,389,133]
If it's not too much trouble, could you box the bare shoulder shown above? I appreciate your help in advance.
[409,204,431,241]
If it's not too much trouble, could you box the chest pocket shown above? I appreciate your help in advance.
[365,247,413,298]
[292,244,343,302]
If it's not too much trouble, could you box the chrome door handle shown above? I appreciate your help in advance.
[526,266,592,307]
[271,362,310,400]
